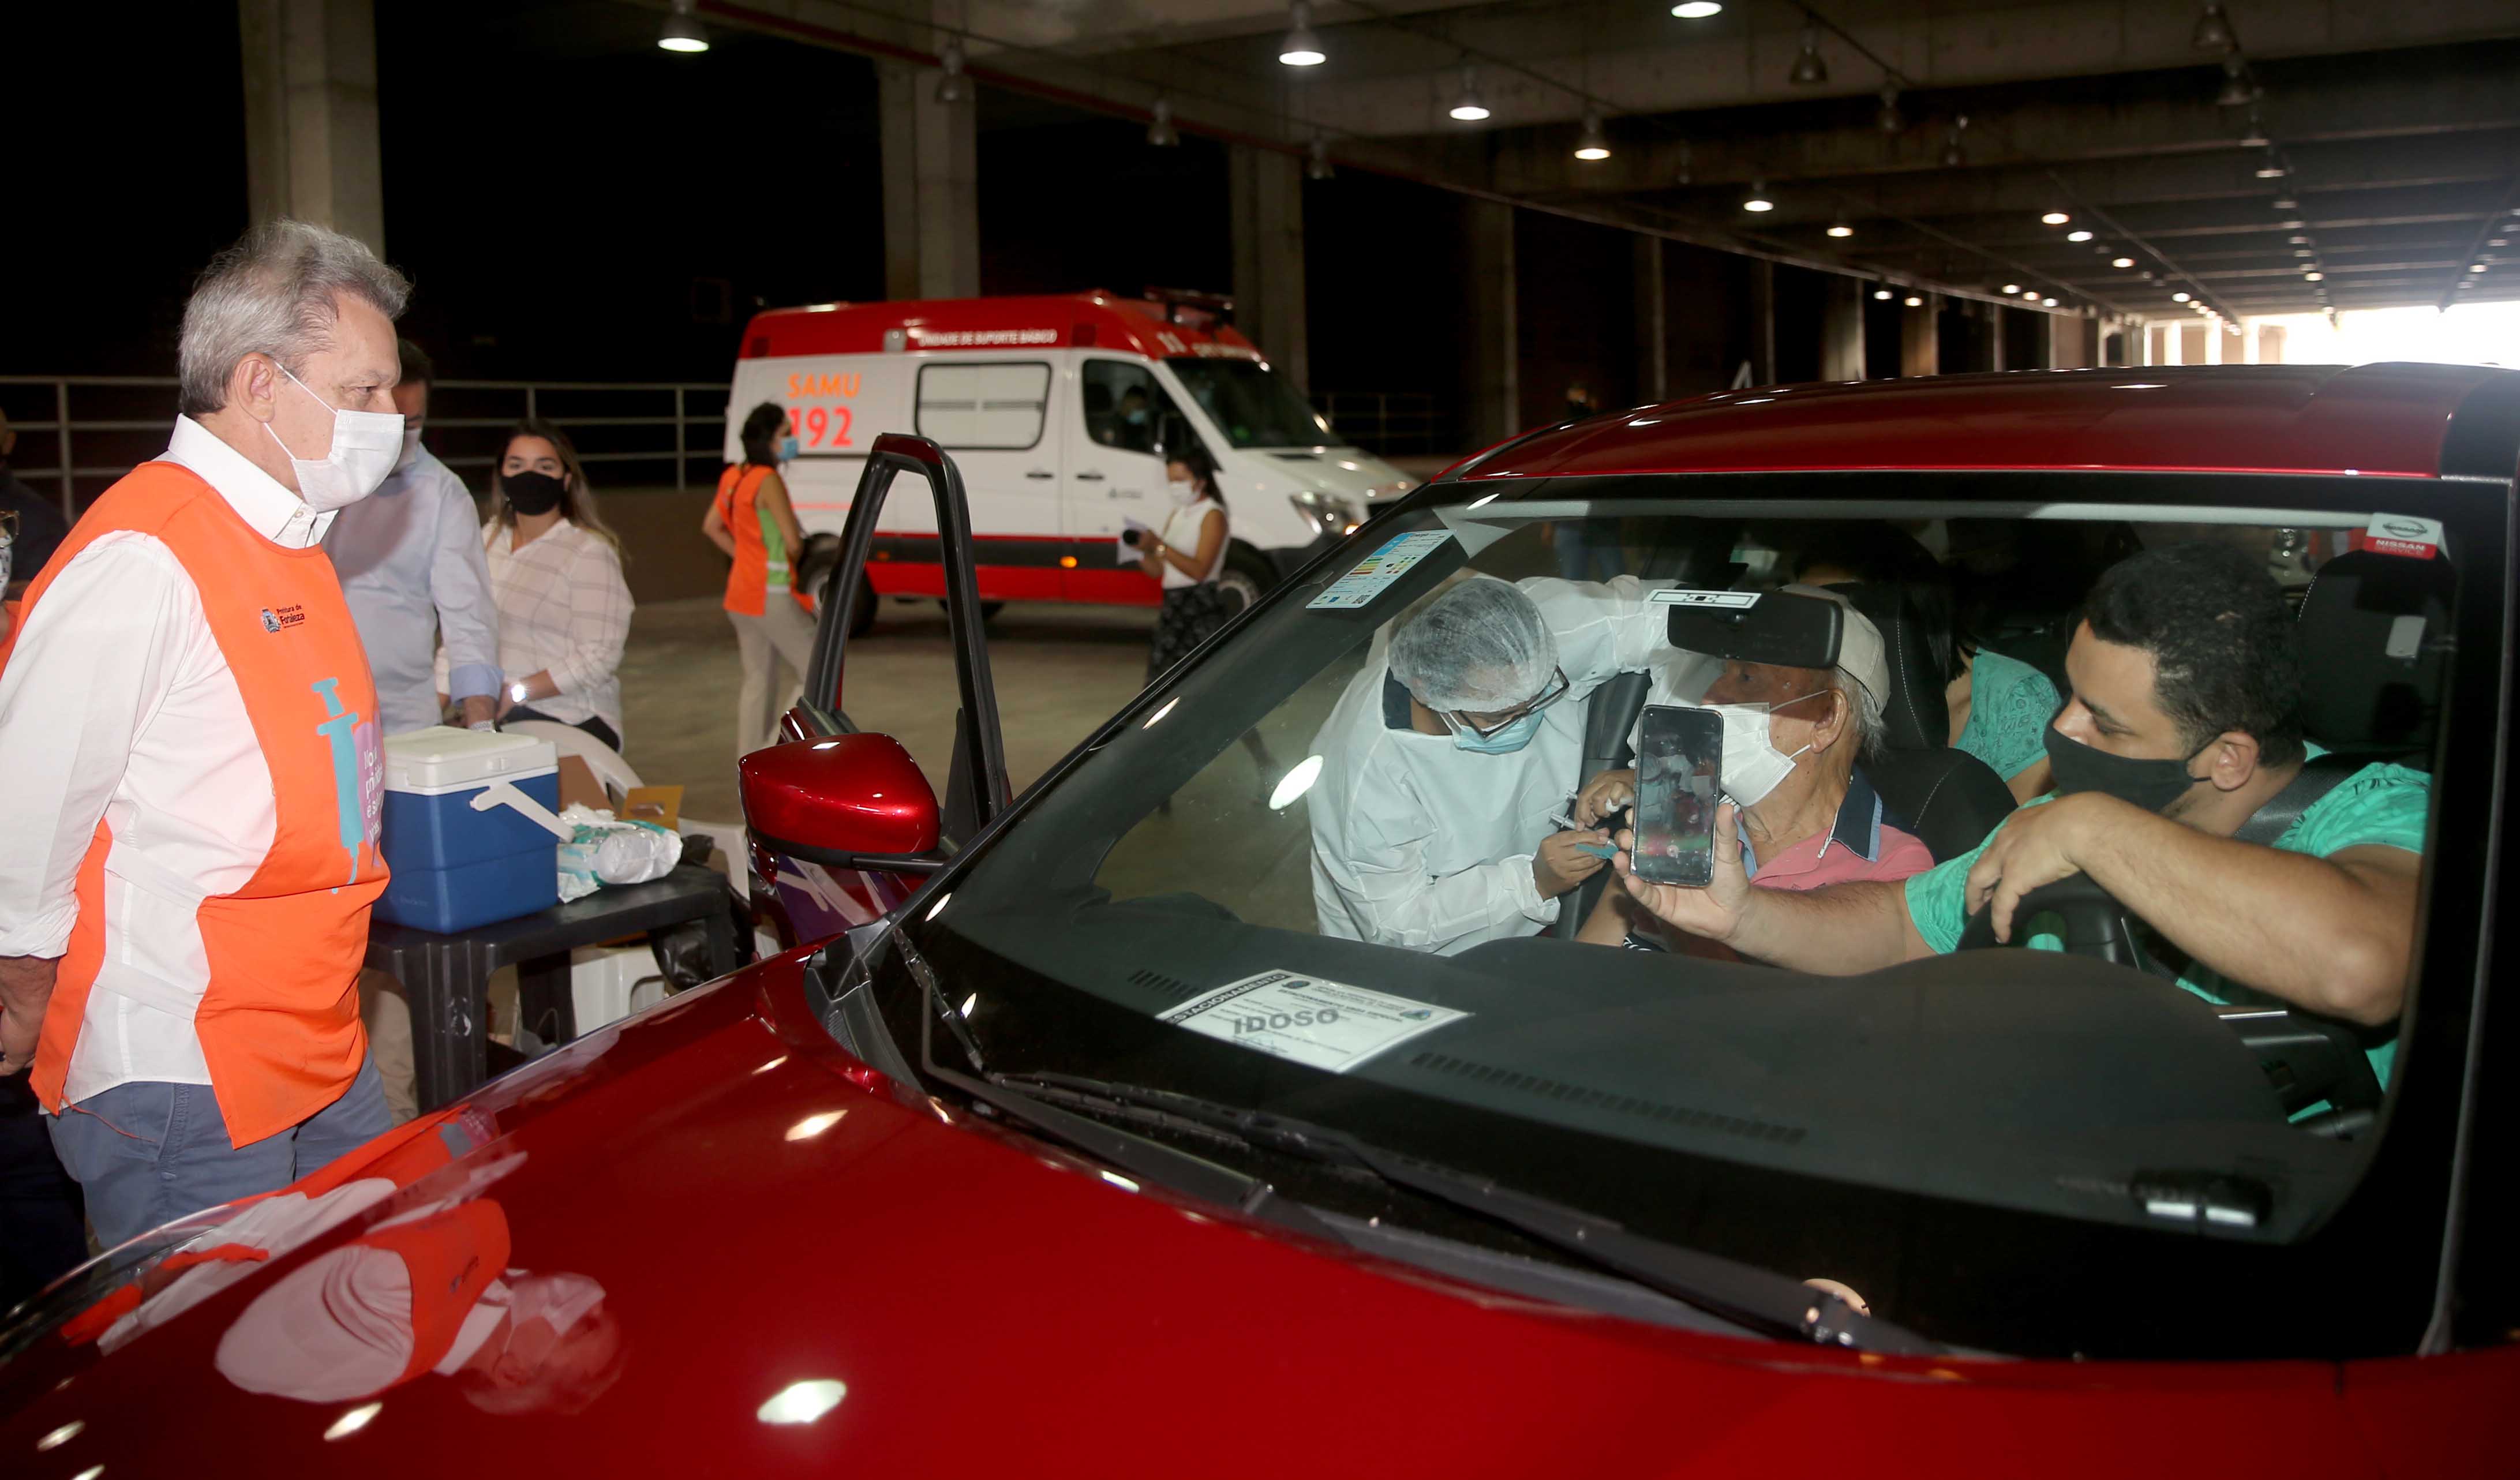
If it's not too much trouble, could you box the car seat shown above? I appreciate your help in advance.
[1834,583,2019,863]
[2294,549,2450,764]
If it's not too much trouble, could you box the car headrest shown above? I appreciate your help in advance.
[1829,582,1949,750]
[2296,549,2451,753]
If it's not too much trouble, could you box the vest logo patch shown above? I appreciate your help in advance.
[261,605,308,634]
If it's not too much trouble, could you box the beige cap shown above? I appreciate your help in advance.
[1778,582,1889,709]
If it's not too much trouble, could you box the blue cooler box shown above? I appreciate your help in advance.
[377,727,564,933]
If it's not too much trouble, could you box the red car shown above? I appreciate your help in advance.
[6,364,2517,1476]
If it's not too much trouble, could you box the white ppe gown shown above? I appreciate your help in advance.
[1308,576,1694,956]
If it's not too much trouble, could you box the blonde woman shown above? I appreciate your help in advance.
[472,419,635,751]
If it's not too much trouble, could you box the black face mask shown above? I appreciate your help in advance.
[2042,717,2211,814]
[503,470,567,517]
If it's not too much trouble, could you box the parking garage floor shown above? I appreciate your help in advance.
[619,594,1162,824]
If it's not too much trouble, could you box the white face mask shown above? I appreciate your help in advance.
[1698,691,1828,807]
[396,424,424,472]
[1166,471,1203,507]
[263,365,405,512]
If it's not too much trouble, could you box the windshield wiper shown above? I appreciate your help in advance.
[990,1073,1946,1357]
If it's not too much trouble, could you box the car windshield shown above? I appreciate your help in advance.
[876,471,2476,1360]
[1166,356,1335,448]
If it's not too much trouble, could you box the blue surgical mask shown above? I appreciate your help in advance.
[778,434,801,462]
[1453,707,1547,754]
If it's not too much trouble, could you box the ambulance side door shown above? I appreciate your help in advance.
[1065,357,1188,605]
[910,357,1064,601]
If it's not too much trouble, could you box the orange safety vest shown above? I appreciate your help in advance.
[4,460,386,1146]
[716,463,813,617]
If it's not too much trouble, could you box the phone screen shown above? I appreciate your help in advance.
[1631,704,1723,888]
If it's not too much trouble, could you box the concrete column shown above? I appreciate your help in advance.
[878,59,980,301]
[1464,200,1518,447]
[1229,145,1309,390]
[1819,275,1866,381]
[1969,304,2000,373]
[1988,306,2008,372]
[1747,259,1777,386]
[1632,237,1668,401]
[1899,294,1939,377]
[237,0,385,255]
[2050,314,2100,369]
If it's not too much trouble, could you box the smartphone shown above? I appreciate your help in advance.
[1631,704,1723,888]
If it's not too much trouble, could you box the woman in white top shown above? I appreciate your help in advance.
[1133,442,1232,685]
[476,419,635,751]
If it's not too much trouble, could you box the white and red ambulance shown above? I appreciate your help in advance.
[721,291,1418,630]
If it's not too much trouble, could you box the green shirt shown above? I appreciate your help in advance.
[1901,760,2431,1084]
[1954,648,2061,781]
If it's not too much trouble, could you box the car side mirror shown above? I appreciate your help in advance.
[740,733,942,873]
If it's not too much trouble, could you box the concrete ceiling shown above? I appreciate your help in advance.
[700,0,2520,319]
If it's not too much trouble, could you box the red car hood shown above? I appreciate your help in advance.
[1,952,2502,1477]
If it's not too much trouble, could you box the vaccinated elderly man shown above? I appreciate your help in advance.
[0,219,406,1246]
[1618,543,2427,1081]
[324,338,501,734]
[1310,573,1681,956]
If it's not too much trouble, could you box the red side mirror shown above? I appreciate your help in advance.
[740,734,940,865]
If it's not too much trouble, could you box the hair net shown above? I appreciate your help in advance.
[1389,577,1559,713]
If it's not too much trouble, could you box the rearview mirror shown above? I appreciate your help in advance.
[740,734,941,870]
[1664,590,1843,670]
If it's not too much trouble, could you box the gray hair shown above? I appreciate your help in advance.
[1832,667,1885,761]
[178,220,411,416]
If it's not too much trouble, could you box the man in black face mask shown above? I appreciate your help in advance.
[1616,542,2428,1084]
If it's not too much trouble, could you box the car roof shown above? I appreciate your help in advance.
[1456,363,2515,483]
[739,291,1261,362]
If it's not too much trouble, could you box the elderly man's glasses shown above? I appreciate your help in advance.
[1440,666,1571,739]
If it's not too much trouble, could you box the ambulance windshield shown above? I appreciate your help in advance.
[1167,358,1335,449]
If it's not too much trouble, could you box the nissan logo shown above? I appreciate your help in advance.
[2381,519,2429,538]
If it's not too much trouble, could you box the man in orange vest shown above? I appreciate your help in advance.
[0,219,409,1248]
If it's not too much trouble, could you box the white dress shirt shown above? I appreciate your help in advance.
[324,443,501,735]
[466,519,634,740]
[0,418,335,1100]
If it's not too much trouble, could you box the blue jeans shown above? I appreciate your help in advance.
[47,1054,392,1251]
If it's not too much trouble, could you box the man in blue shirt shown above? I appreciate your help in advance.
[323,340,500,733]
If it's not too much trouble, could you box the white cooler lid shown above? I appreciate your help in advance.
[385,725,560,793]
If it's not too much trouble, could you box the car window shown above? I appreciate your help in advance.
[889,475,2478,1359]
[1080,359,1186,456]
[1164,356,1333,448]
[916,361,1050,450]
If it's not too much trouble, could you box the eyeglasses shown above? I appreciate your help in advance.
[1441,666,1571,739]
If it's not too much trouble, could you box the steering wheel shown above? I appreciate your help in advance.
[1954,874,2150,969]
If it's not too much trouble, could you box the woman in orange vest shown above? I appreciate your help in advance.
[701,401,812,760]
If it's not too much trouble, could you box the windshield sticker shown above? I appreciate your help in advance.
[2360,513,2442,560]
[1650,589,1761,609]
[1307,531,1456,610]
[1159,971,1468,1072]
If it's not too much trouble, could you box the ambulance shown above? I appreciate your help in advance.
[721,290,1418,631]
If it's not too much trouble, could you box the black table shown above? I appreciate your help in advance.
[365,865,740,1111]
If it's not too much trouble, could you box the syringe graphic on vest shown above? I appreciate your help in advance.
[312,677,367,885]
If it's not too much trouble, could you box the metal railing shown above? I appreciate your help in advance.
[0,375,732,514]
[1313,389,1452,458]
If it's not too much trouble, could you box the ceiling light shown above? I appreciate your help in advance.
[2002,283,2021,294]
[1876,86,1904,134]
[1574,110,1611,161]
[1307,135,1334,180]
[2304,271,2323,280]
[2042,211,2071,226]
[658,0,708,53]
[2042,297,2060,306]
[2237,112,2271,148]
[2254,155,2288,179]
[1941,118,1968,167]
[1448,65,1490,121]
[1874,286,1894,301]
[2472,263,2492,273]
[2066,229,2094,242]
[1278,1,1325,66]
[2293,248,2313,258]
[1672,1,1723,16]
[2192,3,2236,50]
[1826,214,1854,238]
[2272,196,2298,211]
[2113,256,2136,268]
[2218,57,2259,108]
[2288,234,2310,244]
[1742,179,1774,211]
[1147,98,1179,147]
[2488,237,2509,247]
[1903,294,1924,307]
[2172,291,2192,302]
[934,40,969,104]
[1789,26,1828,85]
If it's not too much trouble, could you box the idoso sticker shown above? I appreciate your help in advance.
[1159,970,1468,1072]
[1307,531,1455,610]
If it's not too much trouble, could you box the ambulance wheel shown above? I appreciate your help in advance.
[1216,545,1277,616]
[848,582,876,636]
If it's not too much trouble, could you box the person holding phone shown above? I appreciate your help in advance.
[1132,442,1232,685]
[1576,584,1933,949]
